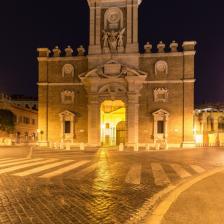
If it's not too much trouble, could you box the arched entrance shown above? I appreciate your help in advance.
[100,100,126,146]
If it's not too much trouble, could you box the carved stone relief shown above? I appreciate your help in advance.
[154,88,169,102]
[155,60,168,75]
[102,7,125,53]
[104,7,123,30]
[61,90,75,104]
[62,64,74,77]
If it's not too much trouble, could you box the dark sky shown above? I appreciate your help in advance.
[0,0,223,105]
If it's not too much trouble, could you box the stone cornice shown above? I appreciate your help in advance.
[37,83,83,86]
[37,56,86,62]
[37,79,195,86]
[140,52,183,58]
[144,79,196,84]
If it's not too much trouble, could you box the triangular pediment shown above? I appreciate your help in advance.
[153,109,170,116]
[59,110,75,117]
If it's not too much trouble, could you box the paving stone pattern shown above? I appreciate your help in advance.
[0,148,222,224]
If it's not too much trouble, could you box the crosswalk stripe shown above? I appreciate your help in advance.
[0,158,12,162]
[73,163,99,179]
[125,164,142,185]
[39,160,90,179]
[0,158,44,168]
[14,160,74,177]
[170,164,192,178]
[151,163,171,186]
[190,165,205,173]
[0,159,58,175]
[0,158,30,165]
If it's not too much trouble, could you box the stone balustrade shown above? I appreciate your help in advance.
[38,41,196,58]
[143,41,197,54]
[37,45,86,58]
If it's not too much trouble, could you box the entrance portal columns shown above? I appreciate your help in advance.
[127,93,139,146]
[88,95,101,147]
[125,74,147,147]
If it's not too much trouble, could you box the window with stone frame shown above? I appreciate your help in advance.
[218,116,224,132]
[157,121,165,134]
[64,121,71,134]
[207,115,214,132]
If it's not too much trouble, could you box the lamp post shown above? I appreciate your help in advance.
[37,129,44,142]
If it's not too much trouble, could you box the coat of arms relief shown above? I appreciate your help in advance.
[102,7,126,53]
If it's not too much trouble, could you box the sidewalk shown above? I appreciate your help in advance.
[161,171,224,224]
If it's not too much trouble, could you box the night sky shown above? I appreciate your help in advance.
[0,0,223,106]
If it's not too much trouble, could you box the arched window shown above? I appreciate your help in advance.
[207,115,214,132]
[218,117,224,132]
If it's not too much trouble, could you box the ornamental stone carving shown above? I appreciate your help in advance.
[155,60,168,75]
[104,7,123,30]
[62,64,74,77]
[102,28,126,53]
[154,88,169,102]
[61,90,75,104]
[102,7,125,53]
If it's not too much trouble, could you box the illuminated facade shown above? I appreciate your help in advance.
[0,93,38,145]
[37,0,196,149]
[194,106,224,147]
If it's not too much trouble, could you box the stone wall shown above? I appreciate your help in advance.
[37,47,88,145]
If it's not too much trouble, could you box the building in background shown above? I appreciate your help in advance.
[194,104,224,147]
[37,0,196,149]
[0,92,38,145]
[11,95,38,110]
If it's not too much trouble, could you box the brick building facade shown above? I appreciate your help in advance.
[37,0,196,149]
[0,93,38,145]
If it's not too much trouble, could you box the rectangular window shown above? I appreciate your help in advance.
[64,121,71,134]
[157,121,165,134]
[64,96,72,102]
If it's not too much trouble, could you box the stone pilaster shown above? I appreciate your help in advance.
[89,6,95,46]
[127,94,139,146]
[88,97,100,146]
[126,2,132,45]
[88,3,102,55]
[125,1,139,53]
[133,3,138,44]
[182,41,197,148]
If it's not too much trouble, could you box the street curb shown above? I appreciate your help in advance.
[143,166,224,224]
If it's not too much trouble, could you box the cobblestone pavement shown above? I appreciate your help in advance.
[0,147,223,224]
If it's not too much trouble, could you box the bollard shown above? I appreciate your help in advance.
[80,143,85,151]
[155,143,160,151]
[119,143,124,152]
[134,143,139,152]
[60,142,64,150]
[54,143,58,149]
[66,143,71,151]
[49,142,53,149]
[146,144,150,151]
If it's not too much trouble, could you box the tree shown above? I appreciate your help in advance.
[0,109,16,133]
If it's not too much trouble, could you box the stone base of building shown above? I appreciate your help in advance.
[181,141,196,148]
[38,141,49,147]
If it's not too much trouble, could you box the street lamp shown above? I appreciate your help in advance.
[37,129,44,142]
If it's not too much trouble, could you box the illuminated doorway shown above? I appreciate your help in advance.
[101,100,126,146]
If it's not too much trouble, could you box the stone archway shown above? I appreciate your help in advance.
[100,100,126,146]
[79,60,147,147]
